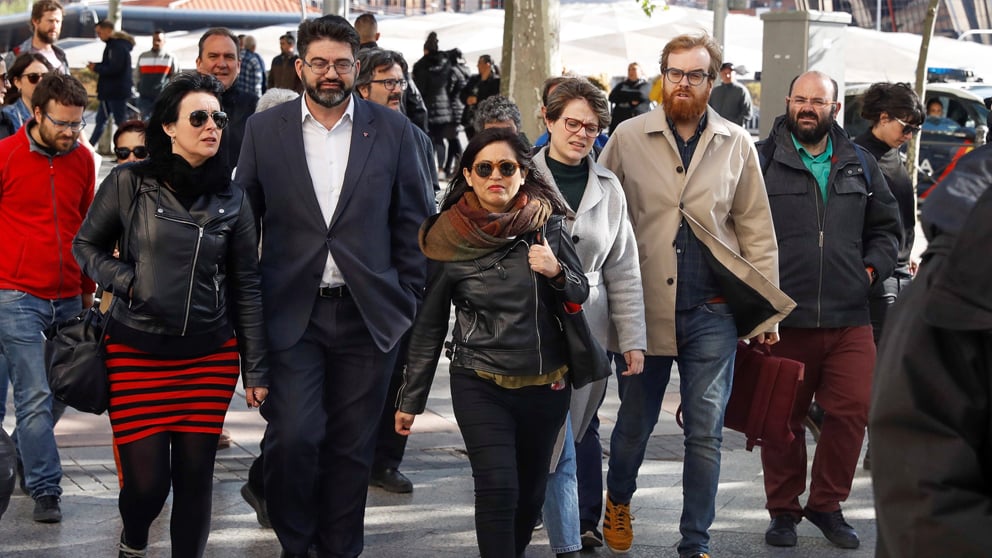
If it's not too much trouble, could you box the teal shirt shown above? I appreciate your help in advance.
[791,134,833,203]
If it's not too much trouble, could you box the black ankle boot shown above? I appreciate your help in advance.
[556,552,580,558]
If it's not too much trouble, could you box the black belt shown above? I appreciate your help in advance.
[318,285,349,298]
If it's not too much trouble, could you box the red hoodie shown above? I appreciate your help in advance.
[0,122,96,299]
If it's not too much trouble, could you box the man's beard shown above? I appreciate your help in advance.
[306,78,353,109]
[38,124,75,154]
[664,85,709,123]
[35,27,56,45]
[786,107,834,144]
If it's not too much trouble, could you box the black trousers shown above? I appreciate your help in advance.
[261,296,398,557]
[450,368,570,558]
[372,336,410,472]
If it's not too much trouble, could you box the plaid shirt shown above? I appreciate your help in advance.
[235,50,265,97]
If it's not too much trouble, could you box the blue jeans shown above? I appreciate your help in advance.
[607,302,737,556]
[0,356,9,425]
[0,290,80,499]
[88,98,130,145]
[543,416,582,554]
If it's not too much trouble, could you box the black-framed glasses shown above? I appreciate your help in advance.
[114,146,148,160]
[188,110,229,129]
[787,96,836,109]
[561,116,600,137]
[370,78,407,91]
[301,58,355,75]
[22,72,46,85]
[893,116,921,135]
[0,73,7,85]
[473,160,520,178]
[661,68,712,86]
[43,112,85,132]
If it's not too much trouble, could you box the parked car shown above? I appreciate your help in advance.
[844,81,990,202]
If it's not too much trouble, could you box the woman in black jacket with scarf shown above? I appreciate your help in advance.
[395,128,588,558]
[73,72,268,558]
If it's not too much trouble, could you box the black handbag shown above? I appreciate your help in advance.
[43,291,114,414]
[43,181,139,415]
[538,222,613,389]
[558,301,613,389]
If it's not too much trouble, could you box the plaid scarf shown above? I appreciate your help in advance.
[420,192,552,262]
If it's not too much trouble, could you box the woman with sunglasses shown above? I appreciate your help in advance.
[396,127,588,558]
[112,119,148,164]
[533,77,645,557]
[851,82,923,469]
[0,53,53,140]
[73,71,267,558]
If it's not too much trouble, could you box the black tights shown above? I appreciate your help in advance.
[117,431,219,557]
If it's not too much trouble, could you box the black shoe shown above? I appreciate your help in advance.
[240,482,272,528]
[863,443,872,470]
[765,514,798,547]
[369,467,413,493]
[803,506,860,549]
[32,494,62,523]
[279,552,307,558]
[580,526,604,549]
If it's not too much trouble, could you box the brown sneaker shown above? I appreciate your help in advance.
[603,495,634,553]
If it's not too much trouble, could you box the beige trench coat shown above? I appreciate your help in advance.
[599,106,795,356]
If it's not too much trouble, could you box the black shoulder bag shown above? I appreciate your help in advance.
[44,182,140,414]
[539,223,612,389]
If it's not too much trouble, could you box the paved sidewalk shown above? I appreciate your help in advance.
[0,358,876,557]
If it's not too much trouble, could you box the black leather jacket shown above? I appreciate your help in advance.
[73,163,268,387]
[398,214,588,414]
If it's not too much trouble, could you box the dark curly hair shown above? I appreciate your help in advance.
[441,127,569,215]
[859,82,924,127]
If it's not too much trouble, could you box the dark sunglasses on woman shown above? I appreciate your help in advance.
[114,146,149,160]
[22,72,46,85]
[188,110,229,129]
[473,160,520,179]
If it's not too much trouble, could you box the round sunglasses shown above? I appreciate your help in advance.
[472,160,520,178]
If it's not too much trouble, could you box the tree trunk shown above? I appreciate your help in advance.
[503,0,560,140]
[907,0,940,210]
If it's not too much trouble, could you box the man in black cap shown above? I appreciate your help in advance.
[708,61,753,127]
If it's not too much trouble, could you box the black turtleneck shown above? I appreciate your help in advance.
[854,130,915,265]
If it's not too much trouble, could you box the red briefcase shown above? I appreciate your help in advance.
[676,341,804,451]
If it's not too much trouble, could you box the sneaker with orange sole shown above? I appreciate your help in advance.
[603,495,634,553]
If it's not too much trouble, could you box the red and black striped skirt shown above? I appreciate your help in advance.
[105,337,240,446]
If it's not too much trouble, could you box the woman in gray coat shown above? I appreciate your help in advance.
[535,77,647,556]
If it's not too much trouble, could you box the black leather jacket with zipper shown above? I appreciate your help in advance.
[398,214,588,414]
[72,163,269,388]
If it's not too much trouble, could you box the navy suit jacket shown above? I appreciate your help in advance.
[234,94,432,353]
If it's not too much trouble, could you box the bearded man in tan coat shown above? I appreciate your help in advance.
[596,33,794,558]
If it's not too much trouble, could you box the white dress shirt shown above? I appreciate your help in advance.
[300,94,354,288]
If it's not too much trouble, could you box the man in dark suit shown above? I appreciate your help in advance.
[233,15,432,558]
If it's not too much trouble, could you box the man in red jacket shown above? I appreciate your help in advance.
[0,72,95,524]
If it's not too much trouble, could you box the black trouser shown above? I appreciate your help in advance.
[261,296,397,557]
[372,336,411,472]
[450,368,570,558]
